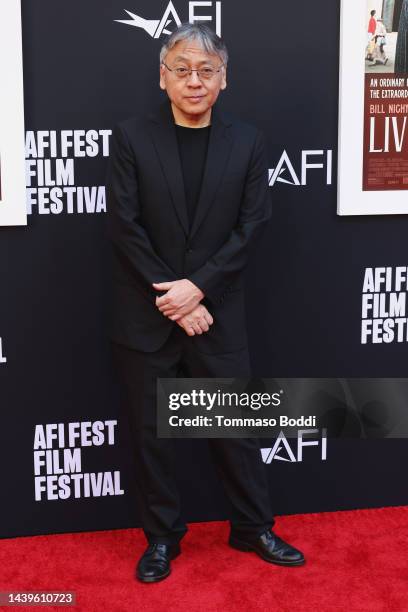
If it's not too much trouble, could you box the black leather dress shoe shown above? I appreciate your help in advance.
[136,542,181,583]
[229,530,305,566]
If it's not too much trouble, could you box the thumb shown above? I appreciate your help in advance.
[152,281,174,290]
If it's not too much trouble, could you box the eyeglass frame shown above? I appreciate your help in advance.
[161,61,225,80]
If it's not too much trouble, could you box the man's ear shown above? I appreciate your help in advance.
[220,67,227,90]
[159,64,166,90]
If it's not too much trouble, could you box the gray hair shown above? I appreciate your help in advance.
[159,22,228,66]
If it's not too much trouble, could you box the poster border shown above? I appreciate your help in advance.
[0,0,27,226]
[338,0,408,215]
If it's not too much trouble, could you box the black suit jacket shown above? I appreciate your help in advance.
[105,97,272,354]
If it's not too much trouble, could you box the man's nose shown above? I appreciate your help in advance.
[186,70,202,86]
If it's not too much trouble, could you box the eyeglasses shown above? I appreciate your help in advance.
[161,61,224,80]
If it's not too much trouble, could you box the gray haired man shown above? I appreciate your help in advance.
[106,22,305,583]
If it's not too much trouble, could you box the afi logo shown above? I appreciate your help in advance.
[269,150,333,187]
[260,429,327,463]
[115,1,222,38]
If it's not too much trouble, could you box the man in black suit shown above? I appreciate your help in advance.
[106,22,305,583]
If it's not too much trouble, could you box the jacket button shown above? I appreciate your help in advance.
[186,248,193,253]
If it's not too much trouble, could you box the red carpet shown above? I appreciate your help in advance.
[1,506,407,612]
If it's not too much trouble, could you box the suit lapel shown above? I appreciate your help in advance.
[189,101,233,240]
[148,97,233,240]
[148,99,190,236]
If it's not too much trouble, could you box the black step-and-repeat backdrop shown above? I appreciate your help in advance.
[1,0,407,539]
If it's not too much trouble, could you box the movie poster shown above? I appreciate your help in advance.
[364,0,408,190]
[0,0,27,226]
[338,0,408,214]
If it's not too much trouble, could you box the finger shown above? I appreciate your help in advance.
[198,319,209,332]
[186,326,195,336]
[204,312,213,325]
[201,310,212,325]
[195,315,208,330]
[156,296,171,307]
[169,313,182,321]
[165,306,186,317]
[161,307,177,316]
[152,282,173,290]
[193,322,202,335]
[158,303,176,314]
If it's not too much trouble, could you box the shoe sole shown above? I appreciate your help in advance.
[136,547,181,583]
[229,537,305,566]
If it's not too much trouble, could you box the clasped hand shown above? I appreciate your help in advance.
[152,279,213,336]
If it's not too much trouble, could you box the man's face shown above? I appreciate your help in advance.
[159,39,227,117]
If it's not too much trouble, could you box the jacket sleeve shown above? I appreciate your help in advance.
[105,123,178,302]
[187,129,272,305]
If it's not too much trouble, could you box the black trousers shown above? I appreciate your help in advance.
[111,324,275,545]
